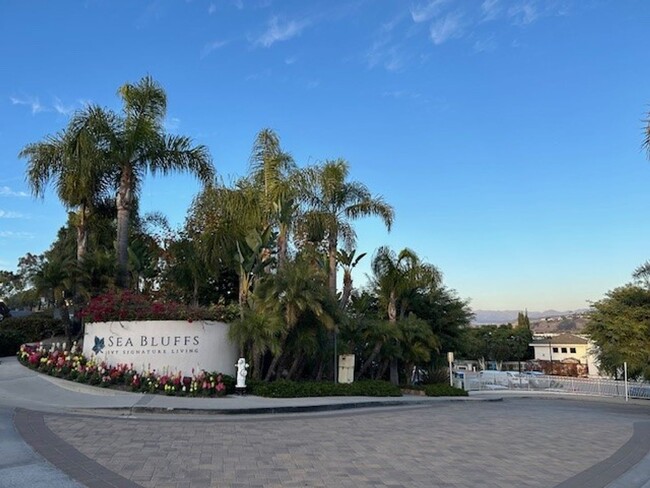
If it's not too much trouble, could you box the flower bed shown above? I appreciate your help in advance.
[17,343,234,396]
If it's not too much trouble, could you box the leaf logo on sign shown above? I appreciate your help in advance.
[92,336,105,354]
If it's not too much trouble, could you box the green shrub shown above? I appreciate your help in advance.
[0,329,27,356]
[424,383,468,397]
[220,374,236,394]
[250,380,402,398]
[0,315,65,355]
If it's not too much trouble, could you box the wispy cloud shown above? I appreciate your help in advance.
[508,0,538,25]
[366,39,408,72]
[208,3,216,14]
[481,0,502,21]
[201,39,229,58]
[430,12,464,45]
[410,0,450,23]
[0,186,29,198]
[285,56,297,65]
[10,95,45,114]
[11,95,81,116]
[0,210,28,219]
[255,16,310,47]
[232,0,243,9]
[0,231,35,239]
[53,97,75,115]
[473,36,497,53]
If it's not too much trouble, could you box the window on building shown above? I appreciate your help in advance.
[570,347,576,354]
[552,347,559,353]
[561,347,567,353]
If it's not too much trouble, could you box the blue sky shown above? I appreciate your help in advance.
[1,0,650,311]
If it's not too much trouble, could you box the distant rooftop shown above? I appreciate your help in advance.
[531,333,588,345]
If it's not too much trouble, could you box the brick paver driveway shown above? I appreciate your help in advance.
[37,398,650,488]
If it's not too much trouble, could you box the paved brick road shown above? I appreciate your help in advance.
[44,399,648,488]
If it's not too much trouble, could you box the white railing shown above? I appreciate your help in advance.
[455,372,650,400]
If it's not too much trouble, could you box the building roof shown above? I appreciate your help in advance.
[530,333,588,346]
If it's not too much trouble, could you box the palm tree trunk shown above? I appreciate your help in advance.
[193,277,199,307]
[377,359,389,380]
[388,292,399,385]
[287,353,302,380]
[238,273,249,320]
[358,341,383,379]
[314,359,325,381]
[388,292,397,322]
[328,234,337,297]
[339,270,352,310]
[265,352,282,381]
[277,226,288,270]
[76,204,88,263]
[116,166,133,289]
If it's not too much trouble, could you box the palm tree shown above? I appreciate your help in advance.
[301,159,394,297]
[253,258,336,380]
[229,309,282,380]
[248,128,296,269]
[21,105,112,263]
[100,76,215,288]
[336,248,366,309]
[370,246,442,384]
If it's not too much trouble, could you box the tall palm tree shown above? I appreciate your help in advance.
[101,76,215,288]
[302,159,394,297]
[248,128,296,269]
[21,105,112,263]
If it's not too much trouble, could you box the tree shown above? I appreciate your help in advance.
[632,261,650,289]
[336,248,366,310]
[21,105,112,263]
[517,310,530,329]
[586,285,650,380]
[302,159,394,297]
[369,246,442,384]
[248,128,296,270]
[99,76,215,287]
[252,258,336,380]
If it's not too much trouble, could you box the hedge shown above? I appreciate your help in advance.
[0,315,65,356]
[249,380,402,398]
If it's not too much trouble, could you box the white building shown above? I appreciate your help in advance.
[529,333,602,377]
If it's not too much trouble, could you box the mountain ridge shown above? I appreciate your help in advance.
[471,309,589,325]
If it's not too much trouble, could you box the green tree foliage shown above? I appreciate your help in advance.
[98,76,214,287]
[586,285,650,380]
[21,106,113,263]
[301,160,394,296]
[517,311,530,329]
[458,324,533,369]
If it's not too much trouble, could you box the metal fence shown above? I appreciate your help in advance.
[454,372,650,400]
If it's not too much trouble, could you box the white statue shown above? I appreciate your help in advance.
[236,357,249,389]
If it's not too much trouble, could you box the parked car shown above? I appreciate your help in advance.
[479,370,528,388]
[0,300,11,321]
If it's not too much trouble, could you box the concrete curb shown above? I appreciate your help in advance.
[71,396,504,416]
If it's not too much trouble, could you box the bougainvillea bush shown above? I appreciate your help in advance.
[17,343,234,396]
[81,290,239,323]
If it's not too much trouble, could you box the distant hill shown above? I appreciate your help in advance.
[472,309,589,326]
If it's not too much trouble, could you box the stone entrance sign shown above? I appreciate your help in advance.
[83,320,237,375]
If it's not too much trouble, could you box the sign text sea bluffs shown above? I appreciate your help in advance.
[83,320,238,376]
